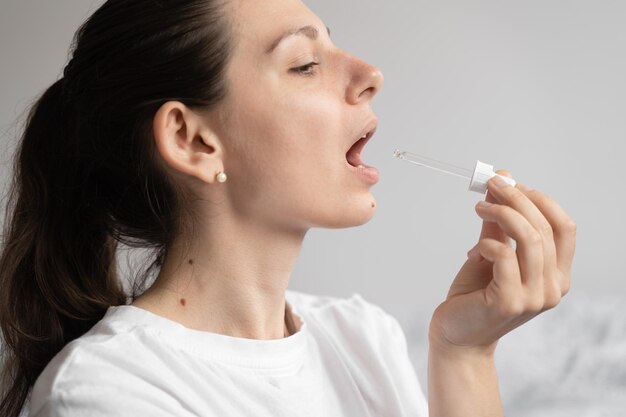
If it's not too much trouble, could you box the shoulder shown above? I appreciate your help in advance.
[286,290,428,415]
[286,288,390,317]
[29,309,178,417]
[286,289,408,353]
[34,308,151,381]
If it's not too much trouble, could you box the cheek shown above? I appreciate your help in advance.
[232,88,344,176]
[220,71,361,224]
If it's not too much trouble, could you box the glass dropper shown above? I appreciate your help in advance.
[393,150,473,180]
[393,149,516,194]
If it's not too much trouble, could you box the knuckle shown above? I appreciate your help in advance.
[562,218,577,236]
[543,285,562,310]
[525,295,545,314]
[540,278,565,309]
[497,245,516,260]
[527,229,543,246]
[543,294,562,310]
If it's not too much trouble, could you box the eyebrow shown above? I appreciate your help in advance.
[266,25,331,54]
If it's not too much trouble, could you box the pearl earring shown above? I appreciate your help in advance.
[215,171,228,183]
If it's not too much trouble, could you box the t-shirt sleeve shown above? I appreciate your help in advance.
[30,386,194,417]
[28,348,198,417]
[374,301,429,416]
[312,293,429,417]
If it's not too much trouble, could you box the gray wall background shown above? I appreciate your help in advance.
[1,0,624,349]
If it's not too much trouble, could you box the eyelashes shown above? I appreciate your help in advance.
[290,62,320,76]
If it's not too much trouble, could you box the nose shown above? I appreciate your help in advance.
[345,54,384,105]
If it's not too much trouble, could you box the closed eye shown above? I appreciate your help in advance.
[290,62,319,76]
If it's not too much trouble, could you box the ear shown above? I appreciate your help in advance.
[152,101,225,184]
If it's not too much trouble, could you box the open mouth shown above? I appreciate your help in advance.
[346,125,376,168]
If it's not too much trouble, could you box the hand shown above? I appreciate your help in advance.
[429,171,576,355]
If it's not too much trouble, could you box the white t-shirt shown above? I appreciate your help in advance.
[29,290,428,417]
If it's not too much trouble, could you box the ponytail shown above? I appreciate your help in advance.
[0,79,126,417]
[1,1,233,415]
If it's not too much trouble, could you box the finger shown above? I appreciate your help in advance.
[467,243,484,262]
[486,177,558,289]
[517,186,577,277]
[511,182,567,304]
[475,200,544,290]
[479,170,512,245]
[475,238,523,305]
[477,238,552,322]
[448,253,494,298]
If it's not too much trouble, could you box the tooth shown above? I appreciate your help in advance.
[357,164,364,168]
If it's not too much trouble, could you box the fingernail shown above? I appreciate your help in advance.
[490,175,508,188]
[517,183,534,192]
[476,201,492,210]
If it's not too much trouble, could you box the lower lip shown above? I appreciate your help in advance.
[349,163,379,184]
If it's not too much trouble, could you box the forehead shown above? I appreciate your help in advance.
[227,0,324,53]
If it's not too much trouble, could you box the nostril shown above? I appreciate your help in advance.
[356,68,383,101]
[359,86,377,100]
[345,60,383,104]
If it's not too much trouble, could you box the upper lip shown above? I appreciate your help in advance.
[347,118,378,153]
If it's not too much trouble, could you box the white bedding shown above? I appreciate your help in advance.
[408,292,626,417]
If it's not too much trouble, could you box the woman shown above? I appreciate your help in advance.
[0,0,576,416]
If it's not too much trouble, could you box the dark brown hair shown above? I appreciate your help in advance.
[0,1,233,415]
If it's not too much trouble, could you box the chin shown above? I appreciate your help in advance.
[316,197,378,229]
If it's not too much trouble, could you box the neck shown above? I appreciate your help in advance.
[132,215,307,340]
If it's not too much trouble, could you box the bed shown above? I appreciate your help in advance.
[407,292,626,416]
